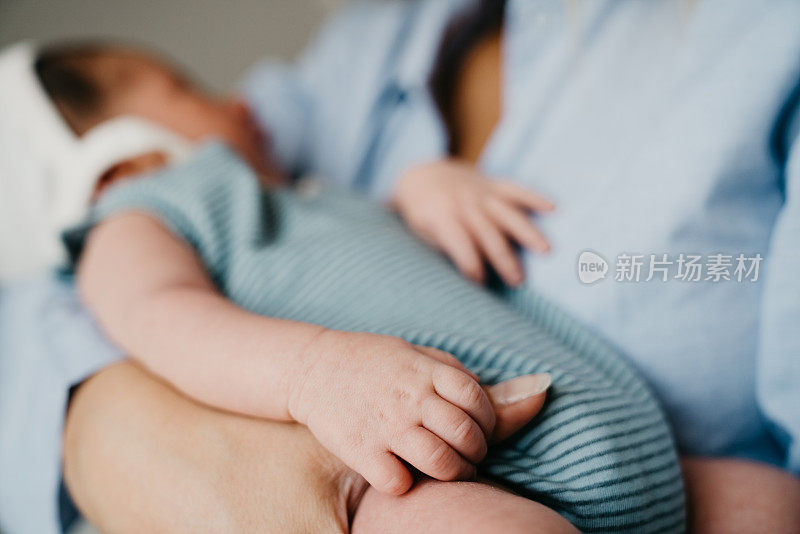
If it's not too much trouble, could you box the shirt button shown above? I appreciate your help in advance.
[395,88,408,104]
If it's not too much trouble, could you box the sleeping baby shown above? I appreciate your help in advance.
[35,43,683,531]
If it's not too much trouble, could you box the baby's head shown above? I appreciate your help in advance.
[35,42,277,189]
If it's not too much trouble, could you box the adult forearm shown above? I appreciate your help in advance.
[63,361,360,534]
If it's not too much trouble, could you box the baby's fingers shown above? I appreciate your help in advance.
[414,345,480,382]
[485,197,550,253]
[432,364,496,436]
[464,207,524,286]
[434,221,484,284]
[422,396,488,463]
[392,426,476,482]
[360,450,414,496]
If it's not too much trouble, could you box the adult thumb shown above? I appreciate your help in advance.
[484,374,551,443]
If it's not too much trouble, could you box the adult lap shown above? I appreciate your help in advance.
[63,361,358,534]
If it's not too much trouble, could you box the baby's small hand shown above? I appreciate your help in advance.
[288,330,495,495]
[392,159,554,286]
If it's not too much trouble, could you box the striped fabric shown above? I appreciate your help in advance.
[85,143,685,532]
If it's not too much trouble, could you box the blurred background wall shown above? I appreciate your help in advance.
[0,0,343,91]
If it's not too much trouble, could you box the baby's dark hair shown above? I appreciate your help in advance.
[34,43,110,135]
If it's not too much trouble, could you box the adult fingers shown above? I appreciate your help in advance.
[485,197,550,253]
[432,364,496,436]
[485,374,552,443]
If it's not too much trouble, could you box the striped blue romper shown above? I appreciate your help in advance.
[77,143,685,532]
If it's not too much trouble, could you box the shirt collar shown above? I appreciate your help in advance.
[393,0,474,91]
[391,0,573,91]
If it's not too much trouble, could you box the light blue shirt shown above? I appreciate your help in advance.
[0,277,121,533]
[2,0,800,532]
[242,0,800,472]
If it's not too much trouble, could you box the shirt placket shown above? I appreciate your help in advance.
[481,0,572,180]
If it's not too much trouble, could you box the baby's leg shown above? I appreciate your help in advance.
[351,478,578,534]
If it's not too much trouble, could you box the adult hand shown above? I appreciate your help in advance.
[392,159,554,287]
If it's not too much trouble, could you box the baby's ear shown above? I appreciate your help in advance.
[92,151,168,200]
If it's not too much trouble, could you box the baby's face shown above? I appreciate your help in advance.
[88,50,279,178]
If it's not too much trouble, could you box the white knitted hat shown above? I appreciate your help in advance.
[0,41,191,281]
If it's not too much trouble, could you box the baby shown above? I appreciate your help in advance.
[41,44,684,531]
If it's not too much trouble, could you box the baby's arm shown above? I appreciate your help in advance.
[78,212,496,495]
[78,212,326,421]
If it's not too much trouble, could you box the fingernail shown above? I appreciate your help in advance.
[488,374,552,406]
